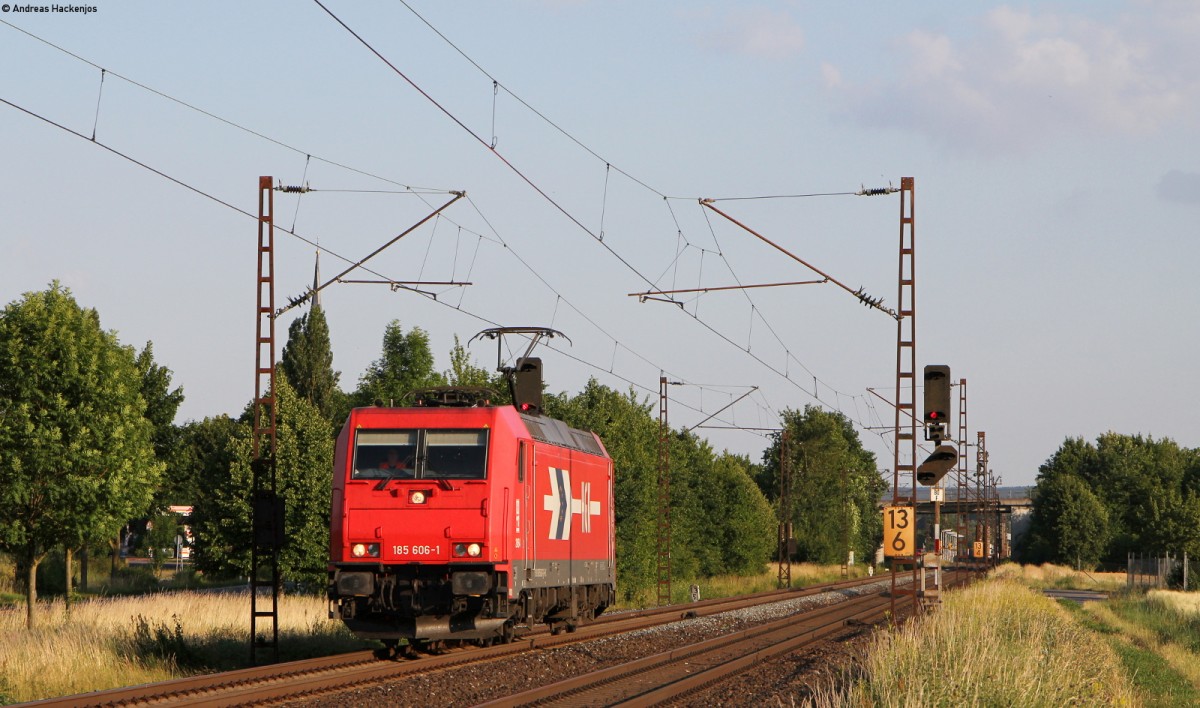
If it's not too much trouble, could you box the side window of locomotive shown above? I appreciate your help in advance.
[423,430,488,479]
[352,429,418,479]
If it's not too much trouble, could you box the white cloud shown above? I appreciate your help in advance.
[825,3,1200,153]
[699,7,806,60]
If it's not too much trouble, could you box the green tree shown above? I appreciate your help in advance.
[280,304,344,423]
[143,512,183,574]
[546,379,778,597]
[135,342,185,461]
[444,336,508,403]
[168,416,240,508]
[192,372,333,589]
[1026,434,1200,564]
[1023,473,1109,568]
[351,321,443,408]
[1137,489,1200,558]
[758,406,884,566]
[0,284,162,627]
[135,342,188,510]
[692,452,775,575]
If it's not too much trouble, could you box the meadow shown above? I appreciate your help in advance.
[0,590,365,704]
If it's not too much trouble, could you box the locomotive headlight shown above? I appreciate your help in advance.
[410,490,426,504]
[351,543,380,558]
[453,543,467,557]
[467,543,482,558]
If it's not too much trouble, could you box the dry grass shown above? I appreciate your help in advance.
[991,561,1127,592]
[0,590,364,703]
[1147,589,1200,616]
[810,577,1136,707]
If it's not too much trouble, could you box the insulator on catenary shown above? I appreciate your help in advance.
[276,184,311,193]
[857,186,897,196]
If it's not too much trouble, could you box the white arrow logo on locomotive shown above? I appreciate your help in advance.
[543,467,601,541]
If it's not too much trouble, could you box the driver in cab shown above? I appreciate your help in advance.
[378,448,412,477]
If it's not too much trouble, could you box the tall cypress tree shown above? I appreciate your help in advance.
[280,304,343,422]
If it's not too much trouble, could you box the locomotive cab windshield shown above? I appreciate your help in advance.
[352,428,489,480]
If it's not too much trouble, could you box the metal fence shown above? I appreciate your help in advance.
[1127,552,1185,589]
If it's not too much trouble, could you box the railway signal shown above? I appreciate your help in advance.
[512,357,544,414]
[923,365,951,442]
[917,444,959,486]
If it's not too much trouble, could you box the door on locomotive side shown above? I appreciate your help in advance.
[517,439,531,577]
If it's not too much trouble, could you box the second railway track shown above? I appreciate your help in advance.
[26,574,935,707]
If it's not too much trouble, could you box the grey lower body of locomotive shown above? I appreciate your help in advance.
[329,559,614,641]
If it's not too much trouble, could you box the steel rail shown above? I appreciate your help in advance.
[22,575,899,707]
[482,570,963,707]
[478,589,893,707]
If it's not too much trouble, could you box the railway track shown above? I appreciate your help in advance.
[484,569,965,707]
[477,589,895,707]
[23,574,917,707]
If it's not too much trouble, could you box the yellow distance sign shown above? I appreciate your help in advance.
[883,505,915,558]
[973,540,984,558]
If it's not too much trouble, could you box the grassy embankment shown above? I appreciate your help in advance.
[993,565,1200,706]
[813,569,1136,706]
[813,563,1200,707]
[991,561,1127,592]
[0,561,857,703]
[1075,590,1200,706]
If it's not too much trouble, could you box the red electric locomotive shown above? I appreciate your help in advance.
[327,331,615,654]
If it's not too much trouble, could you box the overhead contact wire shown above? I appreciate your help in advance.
[0,18,450,196]
[1,16,861,440]
[0,88,761,441]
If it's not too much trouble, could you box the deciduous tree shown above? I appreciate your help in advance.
[1023,473,1109,568]
[757,406,884,567]
[351,321,443,408]
[444,336,508,403]
[1025,434,1200,564]
[0,284,162,628]
[191,372,332,589]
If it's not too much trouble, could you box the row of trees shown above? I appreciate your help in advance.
[0,284,176,627]
[1020,433,1200,568]
[1,283,891,625]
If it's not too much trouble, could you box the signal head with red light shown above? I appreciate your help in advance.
[923,364,951,442]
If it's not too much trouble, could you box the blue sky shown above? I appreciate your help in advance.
[2,1,1197,487]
